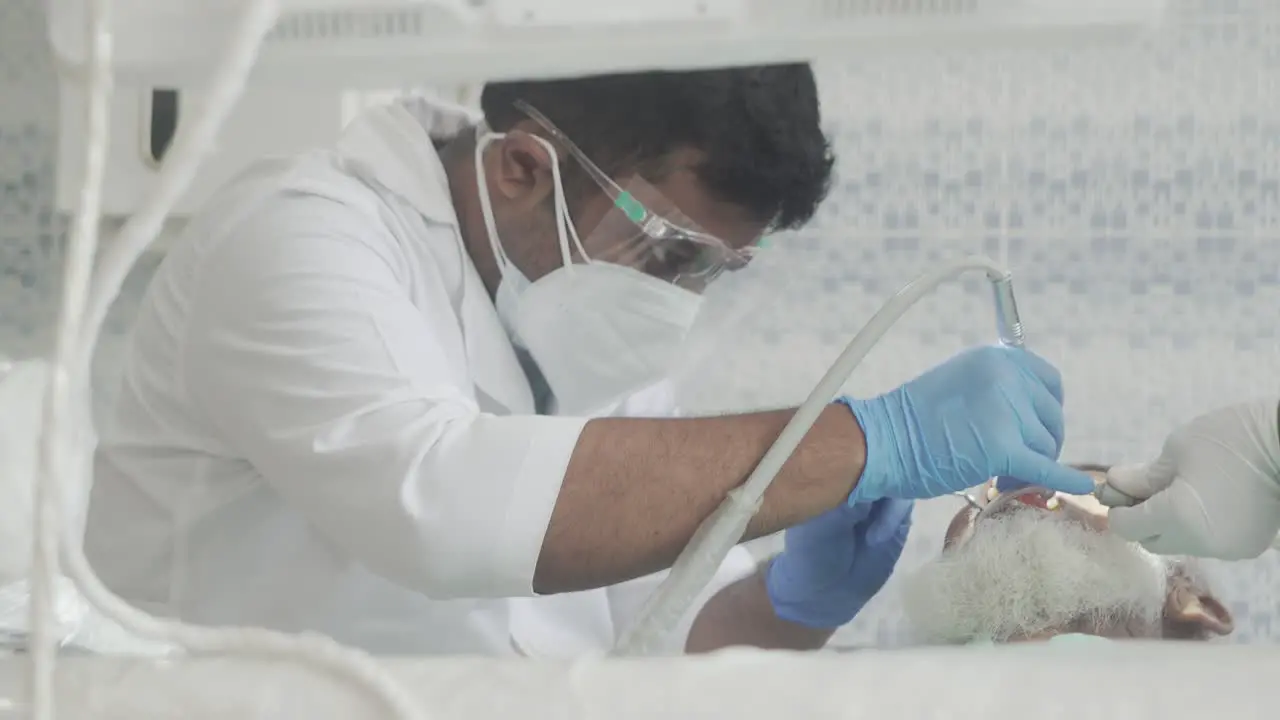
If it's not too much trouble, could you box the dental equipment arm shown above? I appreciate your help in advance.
[613,258,1027,656]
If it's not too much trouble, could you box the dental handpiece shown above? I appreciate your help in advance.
[987,276,1122,511]
[986,277,1143,510]
[986,274,1109,512]
[986,270,1053,503]
[988,271,1025,349]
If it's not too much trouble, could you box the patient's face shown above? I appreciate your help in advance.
[901,467,1234,645]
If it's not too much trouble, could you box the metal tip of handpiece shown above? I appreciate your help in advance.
[990,273,1024,348]
[953,491,982,511]
[1001,323,1025,348]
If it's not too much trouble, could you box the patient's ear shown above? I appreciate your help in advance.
[1163,581,1234,639]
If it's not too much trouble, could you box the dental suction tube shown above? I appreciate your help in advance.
[613,256,1028,655]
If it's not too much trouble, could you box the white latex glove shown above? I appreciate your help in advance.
[1105,400,1280,560]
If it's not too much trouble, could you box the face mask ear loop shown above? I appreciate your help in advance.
[475,132,514,275]
[533,136,591,273]
[563,199,591,267]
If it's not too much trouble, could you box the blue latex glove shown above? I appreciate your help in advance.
[840,345,1093,503]
[765,498,913,628]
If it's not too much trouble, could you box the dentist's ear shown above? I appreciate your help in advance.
[490,129,559,210]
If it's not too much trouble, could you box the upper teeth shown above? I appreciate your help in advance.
[985,483,1062,510]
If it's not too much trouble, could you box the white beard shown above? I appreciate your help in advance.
[901,506,1168,644]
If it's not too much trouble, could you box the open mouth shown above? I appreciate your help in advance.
[975,474,1111,533]
[977,484,1061,522]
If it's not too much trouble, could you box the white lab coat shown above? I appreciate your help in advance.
[84,99,753,657]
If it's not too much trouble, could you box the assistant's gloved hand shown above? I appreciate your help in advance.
[1106,400,1280,560]
[839,345,1093,503]
[765,499,912,628]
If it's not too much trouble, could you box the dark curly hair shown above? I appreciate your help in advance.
[480,64,834,231]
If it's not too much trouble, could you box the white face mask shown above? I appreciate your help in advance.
[474,130,703,416]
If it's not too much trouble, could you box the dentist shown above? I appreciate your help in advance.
[85,65,1090,656]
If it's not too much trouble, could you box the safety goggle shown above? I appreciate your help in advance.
[515,100,759,291]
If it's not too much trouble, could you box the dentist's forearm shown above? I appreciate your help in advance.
[685,570,835,653]
[533,406,865,594]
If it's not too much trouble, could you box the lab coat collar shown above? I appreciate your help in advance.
[335,101,536,416]
[334,100,461,225]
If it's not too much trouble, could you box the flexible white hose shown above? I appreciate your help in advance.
[75,3,262,379]
[613,256,1014,655]
[36,1,428,718]
[28,0,112,716]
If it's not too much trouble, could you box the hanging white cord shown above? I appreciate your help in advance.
[73,2,261,379]
[28,0,112,716]
[34,1,427,718]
